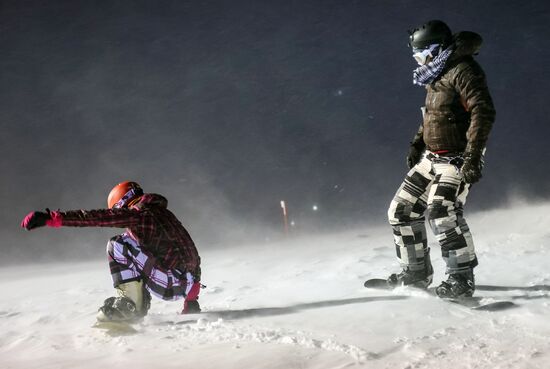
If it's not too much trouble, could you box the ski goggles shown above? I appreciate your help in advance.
[113,188,143,209]
[412,43,440,65]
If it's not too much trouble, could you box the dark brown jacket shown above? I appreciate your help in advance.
[413,31,496,155]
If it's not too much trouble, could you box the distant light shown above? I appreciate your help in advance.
[290,221,296,227]
[312,205,318,211]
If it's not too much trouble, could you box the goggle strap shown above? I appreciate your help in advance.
[113,188,141,209]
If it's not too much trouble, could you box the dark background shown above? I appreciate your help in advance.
[2,0,549,264]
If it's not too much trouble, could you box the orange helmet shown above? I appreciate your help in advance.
[107,181,143,209]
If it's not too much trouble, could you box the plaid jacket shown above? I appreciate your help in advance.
[58,194,200,276]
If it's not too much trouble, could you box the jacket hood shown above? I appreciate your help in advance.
[133,193,168,209]
[451,31,482,59]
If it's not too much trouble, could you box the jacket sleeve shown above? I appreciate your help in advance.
[411,123,425,148]
[453,61,496,155]
[58,208,147,228]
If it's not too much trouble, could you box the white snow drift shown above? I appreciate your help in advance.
[1,201,550,369]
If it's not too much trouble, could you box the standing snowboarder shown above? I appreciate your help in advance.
[21,181,202,322]
[386,20,495,298]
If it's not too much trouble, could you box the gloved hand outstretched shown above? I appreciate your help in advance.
[461,151,483,184]
[21,209,62,230]
[407,142,425,169]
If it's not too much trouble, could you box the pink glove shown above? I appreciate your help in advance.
[181,278,202,314]
[186,282,201,301]
[21,210,62,230]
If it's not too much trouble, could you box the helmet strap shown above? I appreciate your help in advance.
[127,196,142,208]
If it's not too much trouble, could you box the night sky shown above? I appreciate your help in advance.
[2,1,550,263]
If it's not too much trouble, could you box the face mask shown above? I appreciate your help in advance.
[412,44,441,66]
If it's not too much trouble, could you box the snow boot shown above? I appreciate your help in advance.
[97,280,151,322]
[435,270,475,298]
[387,249,434,289]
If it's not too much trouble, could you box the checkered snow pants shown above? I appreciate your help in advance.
[387,152,478,274]
[106,233,196,301]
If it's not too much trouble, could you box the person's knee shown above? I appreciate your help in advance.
[106,235,124,256]
[428,201,456,234]
[387,201,398,225]
[388,198,422,226]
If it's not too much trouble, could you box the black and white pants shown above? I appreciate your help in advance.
[107,233,196,301]
[387,151,478,274]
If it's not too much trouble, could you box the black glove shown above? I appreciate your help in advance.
[461,152,483,184]
[406,143,425,169]
[21,209,52,230]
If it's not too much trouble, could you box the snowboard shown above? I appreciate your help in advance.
[364,278,518,312]
[92,320,140,336]
[92,311,209,335]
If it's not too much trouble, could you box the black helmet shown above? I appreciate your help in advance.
[408,20,452,49]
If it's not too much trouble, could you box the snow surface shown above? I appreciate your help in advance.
[2,202,550,369]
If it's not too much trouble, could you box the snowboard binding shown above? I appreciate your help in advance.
[435,270,475,298]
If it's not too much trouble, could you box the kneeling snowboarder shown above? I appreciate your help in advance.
[21,181,202,322]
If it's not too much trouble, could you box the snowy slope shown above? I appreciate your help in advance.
[1,202,550,369]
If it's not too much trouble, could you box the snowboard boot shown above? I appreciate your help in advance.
[97,280,151,322]
[387,250,434,289]
[435,270,475,298]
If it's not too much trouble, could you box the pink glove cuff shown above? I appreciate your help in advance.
[46,211,63,228]
[21,212,35,229]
